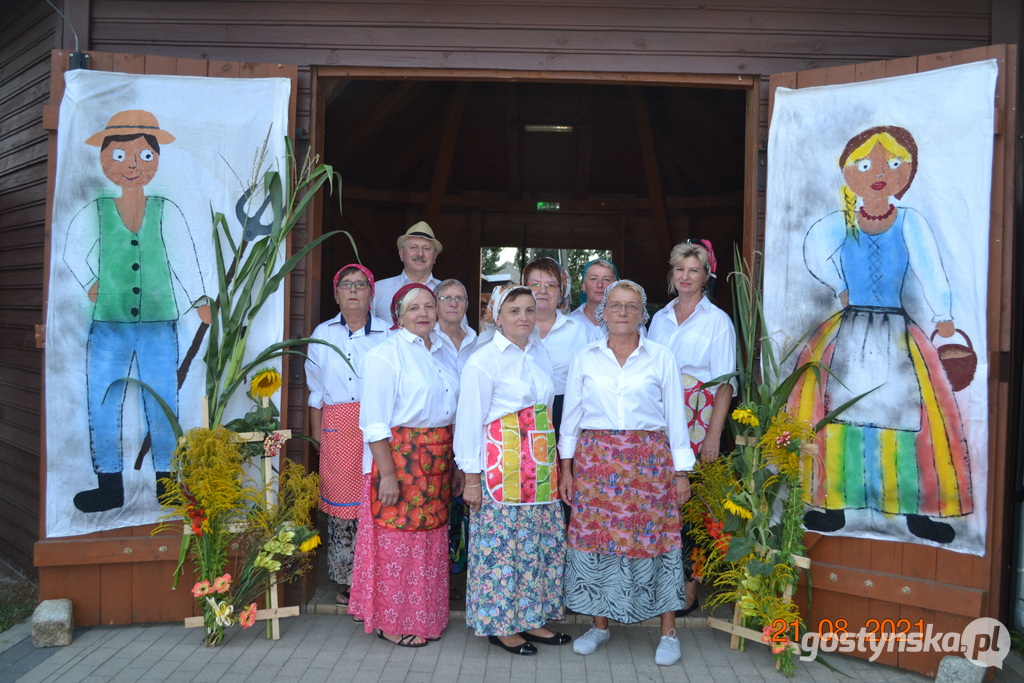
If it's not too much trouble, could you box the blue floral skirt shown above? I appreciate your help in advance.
[466,488,566,635]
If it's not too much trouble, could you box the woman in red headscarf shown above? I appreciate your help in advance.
[306,264,389,607]
[648,240,737,615]
[348,284,461,647]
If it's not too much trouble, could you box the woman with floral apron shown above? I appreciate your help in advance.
[560,280,694,667]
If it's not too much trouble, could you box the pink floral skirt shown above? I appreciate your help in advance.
[348,475,450,638]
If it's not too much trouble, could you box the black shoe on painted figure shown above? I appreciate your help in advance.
[155,471,171,502]
[906,514,955,543]
[802,508,845,532]
[74,472,125,513]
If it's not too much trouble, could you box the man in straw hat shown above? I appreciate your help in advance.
[63,109,210,513]
[371,221,444,321]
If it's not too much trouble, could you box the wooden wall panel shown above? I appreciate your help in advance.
[0,0,60,576]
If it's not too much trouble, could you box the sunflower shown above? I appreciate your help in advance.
[250,367,282,398]
[731,407,760,427]
[723,497,753,520]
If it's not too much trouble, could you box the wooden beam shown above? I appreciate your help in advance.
[377,127,440,187]
[425,82,471,224]
[630,87,673,265]
[505,84,522,200]
[343,186,742,212]
[316,66,756,90]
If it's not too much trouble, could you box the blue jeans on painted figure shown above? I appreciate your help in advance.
[86,321,178,473]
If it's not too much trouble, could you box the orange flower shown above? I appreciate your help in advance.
[212,573,232,594]
[239,602,258,629]
[191,580,212,598]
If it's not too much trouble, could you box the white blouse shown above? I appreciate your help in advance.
[536,310,590,395]
[359,328,459,462]
[370,271,442,323]
[648,295,738,391]
[305,313,390,408]
[434,320,480,375]
[453,332,555,474]
[558,336,694,472]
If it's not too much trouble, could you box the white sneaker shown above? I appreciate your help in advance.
[573,626,610,655]
[655,628,681,666]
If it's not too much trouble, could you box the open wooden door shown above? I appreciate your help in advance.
[36,50,299,626]
[766,46,1017,676]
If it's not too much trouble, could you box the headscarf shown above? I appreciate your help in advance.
[595,279,650,334]
[686,239,717,295]
[578,258,620,305]
[333,263,376,304]
[389,282,436,331]
[493,285,534,322]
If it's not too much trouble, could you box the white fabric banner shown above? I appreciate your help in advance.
[46,69,290,537]
[763,60,997,556]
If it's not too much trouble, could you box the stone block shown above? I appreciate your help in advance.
[31,599,73,648]
[935,655,985,683]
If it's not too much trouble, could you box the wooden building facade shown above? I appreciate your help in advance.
[1,0,1021,674]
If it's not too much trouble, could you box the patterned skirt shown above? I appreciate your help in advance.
[466,487,565,636]
[348,475,450,639]
[564,547,685,623]
[563,429,686,622]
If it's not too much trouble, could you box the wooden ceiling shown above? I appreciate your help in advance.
[323,80,747,211]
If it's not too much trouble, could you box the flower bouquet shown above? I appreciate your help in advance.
[683,248,871,674]
[158,426,320,645]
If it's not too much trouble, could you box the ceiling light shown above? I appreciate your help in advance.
[524,124,574,133]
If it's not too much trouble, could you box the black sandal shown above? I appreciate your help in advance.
[377,630,428,648]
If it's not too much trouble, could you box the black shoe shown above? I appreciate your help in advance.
[74,472,125,513]
[676,596,700,618]
[522,630,572,645]
[488,635,537,655]
[906,515,955,544]
[155,471,172,502]
[803,508,845,532]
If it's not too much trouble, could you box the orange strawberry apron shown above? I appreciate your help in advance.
[371,425,453,531]
[484,404,559,505]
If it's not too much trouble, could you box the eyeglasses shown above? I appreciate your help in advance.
[526,282,560,291]
[438,295,468,304]
[606,302,642,314]
[337,281,369,291]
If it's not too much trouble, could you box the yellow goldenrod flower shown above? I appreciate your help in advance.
[300,534,321,553]
[251,367,282,398]
[731,408,760,427]
[723,498,753,520]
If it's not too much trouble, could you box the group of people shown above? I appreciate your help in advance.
[305,222,736,666]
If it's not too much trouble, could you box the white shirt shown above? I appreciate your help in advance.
[570,304,646,342]
[536,310,590,395]
[434,320,479,375]
[453,332,555,473]
[305,313,390,408]
[359,328,459,469]
[371,271,442,322]
[648,295,738,392]
[305,313,390,472]
[558,336,694,472]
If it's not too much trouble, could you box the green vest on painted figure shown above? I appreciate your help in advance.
[94,196,178,322]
